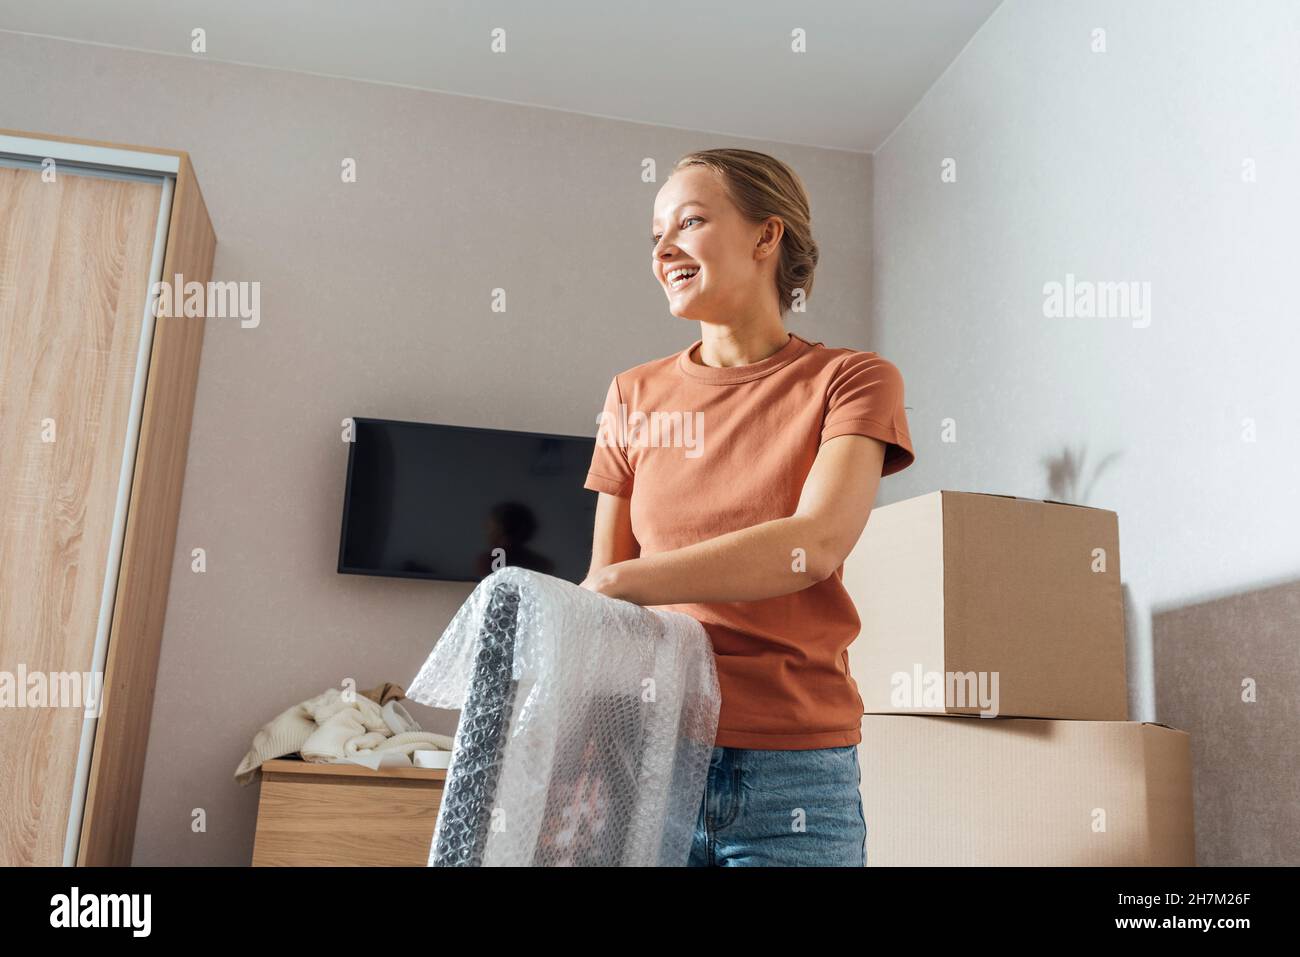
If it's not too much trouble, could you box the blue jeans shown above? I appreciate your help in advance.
[687,744,867,866]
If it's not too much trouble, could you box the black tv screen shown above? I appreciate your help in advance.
[338,417,599,584]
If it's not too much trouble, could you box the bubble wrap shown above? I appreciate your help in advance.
[407,566,720,866]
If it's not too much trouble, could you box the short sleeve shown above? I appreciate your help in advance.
[584,375,635,497]
[821,352,916,476]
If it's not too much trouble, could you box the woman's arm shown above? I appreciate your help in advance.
[582,434,887,605]
[585,490,639,579]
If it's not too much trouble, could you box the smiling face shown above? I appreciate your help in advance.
[651,165,781,323]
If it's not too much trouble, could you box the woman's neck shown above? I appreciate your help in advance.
[693,320,790,368]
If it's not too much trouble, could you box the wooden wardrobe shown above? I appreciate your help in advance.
[0,130,215,865]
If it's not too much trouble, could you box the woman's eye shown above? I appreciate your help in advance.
[650,217,702,245]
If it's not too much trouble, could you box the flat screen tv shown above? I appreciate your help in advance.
[338,417,599,584]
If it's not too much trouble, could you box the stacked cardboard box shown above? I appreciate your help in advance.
[843,490,1194,866]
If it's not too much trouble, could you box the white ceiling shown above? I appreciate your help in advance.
[0,0,1003,153]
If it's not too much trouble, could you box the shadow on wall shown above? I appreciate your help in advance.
[1152,577,1300,866]
[1042,443,1123,506]
[1120,582,1140,723]
[1043,442,1142,722]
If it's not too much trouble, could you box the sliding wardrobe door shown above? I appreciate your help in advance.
[0,162,169,865]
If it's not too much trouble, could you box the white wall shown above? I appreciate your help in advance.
[870,0,1300,724]
[870,0,1300,864]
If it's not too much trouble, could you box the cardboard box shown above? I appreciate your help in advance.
[858,714,1195,866]
[844,490,1127,720]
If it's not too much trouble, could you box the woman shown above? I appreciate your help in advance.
[579,148,915,867]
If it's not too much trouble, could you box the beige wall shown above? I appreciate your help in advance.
[0,31,876,865]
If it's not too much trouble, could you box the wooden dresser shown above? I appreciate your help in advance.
[252,759,447,866]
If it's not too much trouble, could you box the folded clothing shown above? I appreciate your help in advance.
[234,682,449,785]
[382,699,422,735]
[300,708,453,763]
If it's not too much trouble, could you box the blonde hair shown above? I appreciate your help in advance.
[670,148,819,316]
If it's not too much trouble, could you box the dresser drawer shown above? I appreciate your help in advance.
[252,759,448,866]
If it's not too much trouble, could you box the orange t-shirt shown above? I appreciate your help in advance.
[584,332,916,749]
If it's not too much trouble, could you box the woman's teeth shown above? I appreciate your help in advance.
[669,269,699,289]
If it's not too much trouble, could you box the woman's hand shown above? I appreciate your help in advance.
[579,562,626,599]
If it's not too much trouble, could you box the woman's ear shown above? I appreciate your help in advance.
[756,217,784,257]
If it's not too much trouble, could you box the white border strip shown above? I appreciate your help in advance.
[0,153,164,184]
[61,174,175,867]
[0,134,180,175]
